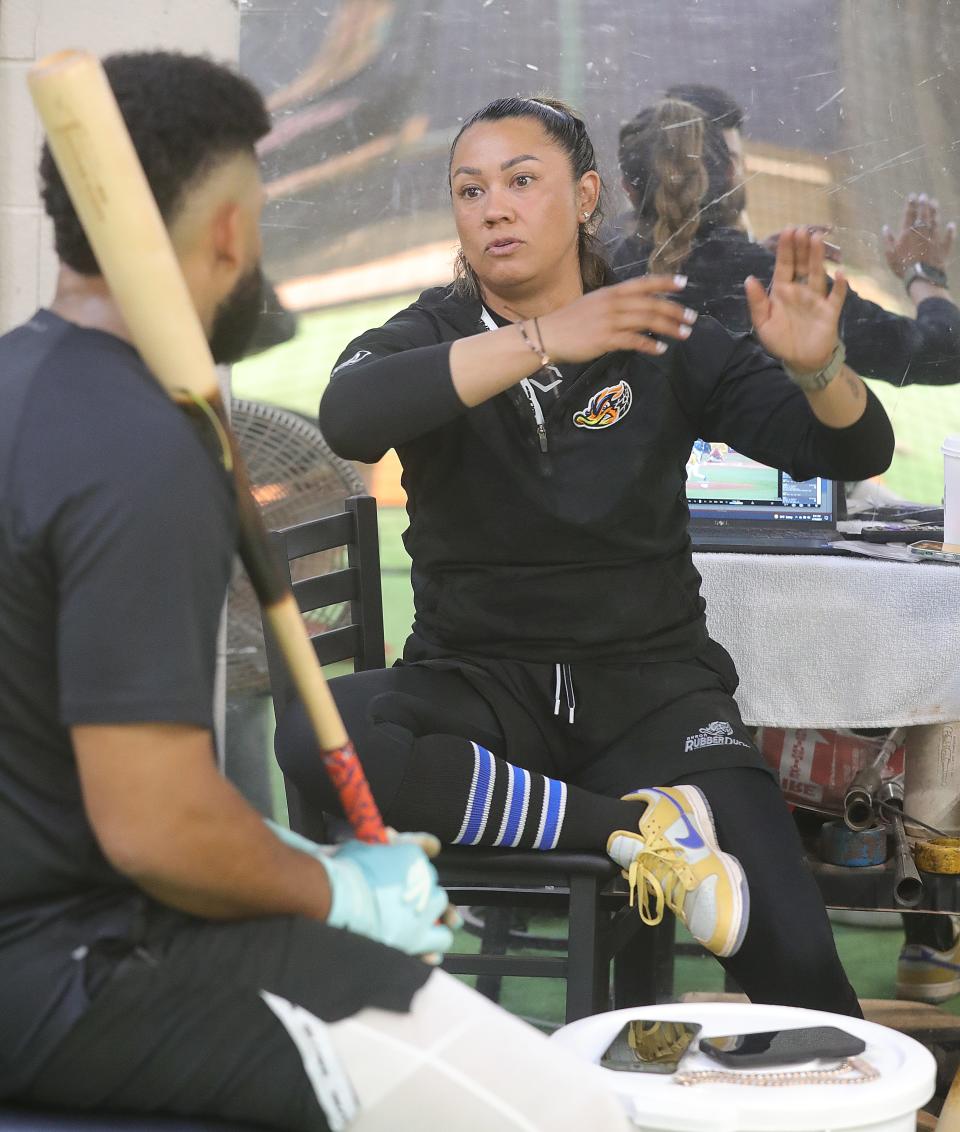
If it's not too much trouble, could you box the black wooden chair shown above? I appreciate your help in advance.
[263,495,660,1023]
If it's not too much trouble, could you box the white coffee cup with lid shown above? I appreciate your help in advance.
[943,435,960,550]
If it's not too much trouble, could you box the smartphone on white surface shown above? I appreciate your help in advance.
[699,1025,865,1069]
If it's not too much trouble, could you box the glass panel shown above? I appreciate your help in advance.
[236,0,960,500]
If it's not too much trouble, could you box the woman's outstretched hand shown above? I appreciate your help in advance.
[539,274,697,363]
[745,228,848,375]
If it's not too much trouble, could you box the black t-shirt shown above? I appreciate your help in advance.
[0,311,236,1094]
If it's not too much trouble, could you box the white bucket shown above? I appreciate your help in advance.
[943,434,960,550]
[550,1002,935,1132]
[904,721,960,836]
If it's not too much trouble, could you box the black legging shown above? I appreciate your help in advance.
[680,766,859,1014]
[276,665,860,1016]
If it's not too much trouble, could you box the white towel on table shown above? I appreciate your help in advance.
[693,552,960,729]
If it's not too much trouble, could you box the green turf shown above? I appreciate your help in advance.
[378,507,414,665]
[867,377,960,503]
[232,293,420,420]
[446,913,937,1028]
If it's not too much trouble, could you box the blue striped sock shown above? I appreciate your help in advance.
[386,733,643,851]
[452,744,568,851]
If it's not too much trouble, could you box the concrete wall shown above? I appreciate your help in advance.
[0,0,241,332]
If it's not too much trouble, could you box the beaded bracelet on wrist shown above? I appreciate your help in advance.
[519,321,550,368]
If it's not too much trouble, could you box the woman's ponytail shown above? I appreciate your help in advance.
[647,99,708,274]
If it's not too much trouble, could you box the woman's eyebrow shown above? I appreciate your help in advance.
[451,154,543,178]
[501,153,541,170]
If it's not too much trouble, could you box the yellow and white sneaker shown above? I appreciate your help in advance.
[607,785,749,958]
[896,934,960,1003]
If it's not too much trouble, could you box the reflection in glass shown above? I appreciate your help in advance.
[237,0,960,501]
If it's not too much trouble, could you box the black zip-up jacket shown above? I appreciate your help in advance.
[608,227,960,387]
[320,285,895,664]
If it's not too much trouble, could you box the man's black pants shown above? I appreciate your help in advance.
[17,912,428,1131]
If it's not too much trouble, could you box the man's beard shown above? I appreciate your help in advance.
[208,264,266,364]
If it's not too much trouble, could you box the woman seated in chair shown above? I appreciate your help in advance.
[277,95,894,1014]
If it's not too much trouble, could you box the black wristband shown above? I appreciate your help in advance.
[903,262,948,292]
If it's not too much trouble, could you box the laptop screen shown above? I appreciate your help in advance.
[686,441,835,524]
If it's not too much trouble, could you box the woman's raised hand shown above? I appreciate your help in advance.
[538,275,698,363]
[745,228,848,375]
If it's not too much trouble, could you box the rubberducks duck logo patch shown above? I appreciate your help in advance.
[683,720,750,753]
[572,381,632,430]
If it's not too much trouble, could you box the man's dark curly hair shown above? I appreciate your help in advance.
[39,51,271,275]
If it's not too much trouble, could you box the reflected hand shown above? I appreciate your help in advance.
[882,193,956,276]
[761,225,841,263]
[745,227,847,375]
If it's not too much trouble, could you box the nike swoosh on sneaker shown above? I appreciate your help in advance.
[650,788,705,850]
[901,948,960,973]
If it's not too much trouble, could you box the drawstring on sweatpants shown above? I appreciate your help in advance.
[553,663,576,725]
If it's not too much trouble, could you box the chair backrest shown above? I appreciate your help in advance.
[263,494,386,715]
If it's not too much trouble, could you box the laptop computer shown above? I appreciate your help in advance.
[686,440,844,554]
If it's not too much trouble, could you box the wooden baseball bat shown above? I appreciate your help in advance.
[28,49,387,844]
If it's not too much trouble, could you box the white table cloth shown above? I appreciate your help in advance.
[694,552,960,729]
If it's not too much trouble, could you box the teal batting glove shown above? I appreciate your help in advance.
[322,840,454,961]
[265,820,455,961]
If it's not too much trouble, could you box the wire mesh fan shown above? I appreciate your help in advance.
[227,398,367,695]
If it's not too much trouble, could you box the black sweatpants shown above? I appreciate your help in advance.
[276,658,860,1016]
[17,911,429,1131]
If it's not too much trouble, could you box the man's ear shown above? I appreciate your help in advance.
[211,200,243,272]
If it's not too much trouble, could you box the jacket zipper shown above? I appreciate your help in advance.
[520,377,549,453]
[518,379,552,475]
